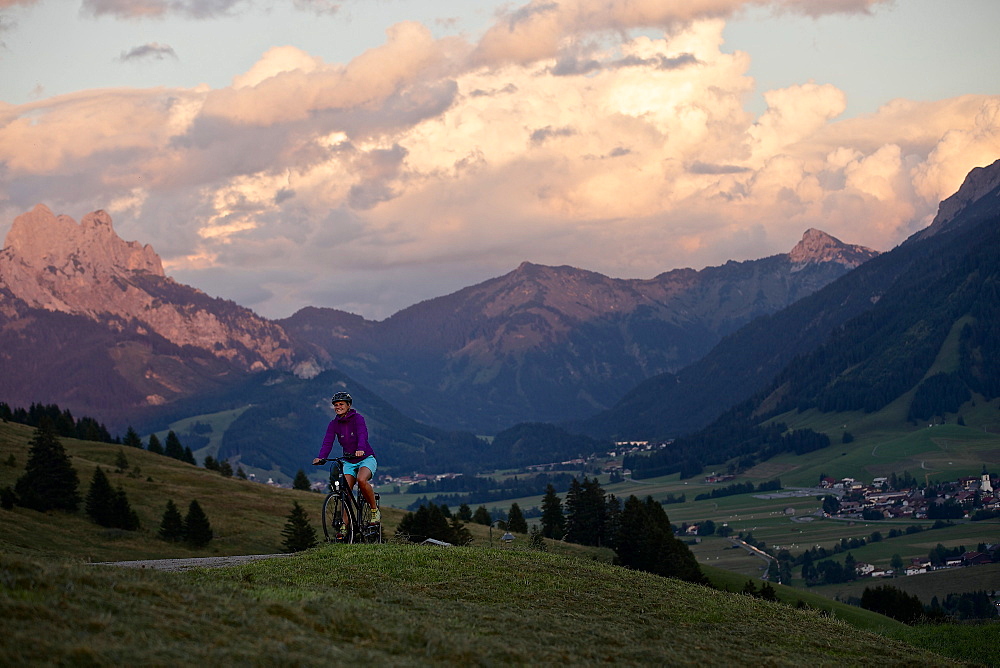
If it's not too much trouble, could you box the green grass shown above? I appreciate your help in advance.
[1,420,995,666]
[0,547,980,667]
[0,420,606,562]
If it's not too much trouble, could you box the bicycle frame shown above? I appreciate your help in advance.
[314,457,381,544]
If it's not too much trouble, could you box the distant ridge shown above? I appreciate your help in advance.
[577,157,1000,446]
[283,228,875,431]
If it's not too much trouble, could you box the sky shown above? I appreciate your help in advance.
[1,0,999,320]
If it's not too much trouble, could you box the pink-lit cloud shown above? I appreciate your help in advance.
[0,0,997,320]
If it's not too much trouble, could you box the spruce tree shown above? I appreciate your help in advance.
[123,426,143,449]
[15,419,81,512]
[615,495,705,585]
[292,469,311,491]
[111,485,140,530]
[85,466,117,527]
[1,486,17,510]
[183,499,214,547]
[565,477,607,546]
[529,525,547,551]
[164,431,185,460]
[182,446,196,465]
[236,466,247,480]
[507,502,528,533]
[159,500,185,541]
[146,433,164,455]
[203,455,219,471]
[219,460,234,478]
[114,449,129,471]
[448,516,473,546]
[280,501,318,553]
[457,503,472,521]
[471,505,491,525]
[540,483,565,539]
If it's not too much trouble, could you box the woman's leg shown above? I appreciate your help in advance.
[356,467,378,513]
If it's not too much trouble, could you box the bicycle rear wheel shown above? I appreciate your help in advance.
[357,497,384,544]
[322,493,353,543]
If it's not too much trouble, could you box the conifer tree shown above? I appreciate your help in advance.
[159,500,185,542]
[219,460,234,477]
[236,466,247,480]
[472,505,491,525]
[147,433,164,455]
[529,525,547,551]
[111,484,140,530]
[1,486,17,510]
[615,495,705,585]
[565,477,607,546]
[292,469,311,491]
[280,501,318,553]
[164,431,185,460]
[183,499,214,547]
[114,449,129,471]
[448,516,473,546]
[397,502,452,543]
[15,419,81,512]
[123,426,143,449]
[85,466,117,527]
[86,467,140,530]
[540,484,565,539]
[182,446,196,465]
[507,502,528,533]
[203,455,219,471]
[457,503,472,521]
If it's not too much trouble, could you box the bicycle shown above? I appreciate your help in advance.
[313,457,383,544]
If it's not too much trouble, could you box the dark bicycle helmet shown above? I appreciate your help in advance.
[331,391,353,405]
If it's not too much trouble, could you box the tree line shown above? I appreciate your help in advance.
[395,476,706,585]
[1,418,216,547]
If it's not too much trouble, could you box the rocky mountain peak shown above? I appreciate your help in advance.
[3,204,163,279]
[0,204,295,374]
[912,158,1000,241]
[787,228,877,268]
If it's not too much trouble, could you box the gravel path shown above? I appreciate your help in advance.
[91,553,294,572]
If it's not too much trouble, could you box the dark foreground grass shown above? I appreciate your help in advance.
[0,545,979,667]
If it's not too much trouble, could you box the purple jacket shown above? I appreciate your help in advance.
[316,409,374,464]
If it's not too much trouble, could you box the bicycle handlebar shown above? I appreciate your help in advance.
[313,457,346,465]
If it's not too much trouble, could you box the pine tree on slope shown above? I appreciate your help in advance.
[280,502,318,553]
[183,499,214,547]
[15,418,80,512]
[159,500,185,542]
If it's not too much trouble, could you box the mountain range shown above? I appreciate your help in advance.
[280,229,875,431]
[2,157,997,480]
[577,158,1000,443]
[0,205,870,437]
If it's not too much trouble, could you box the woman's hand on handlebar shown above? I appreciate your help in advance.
[312,457,324,465]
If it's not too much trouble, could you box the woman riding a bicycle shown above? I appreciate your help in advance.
[312,391,380,524]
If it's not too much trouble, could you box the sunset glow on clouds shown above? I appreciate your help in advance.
[1,0,999,318]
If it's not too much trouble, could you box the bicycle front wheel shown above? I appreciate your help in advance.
[322,493,352,543]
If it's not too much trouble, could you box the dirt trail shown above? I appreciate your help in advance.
[91,553,293,572]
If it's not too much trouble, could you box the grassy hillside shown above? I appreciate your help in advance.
[0,546,984,667]
[2,420,996,666]
[0,420,600,562]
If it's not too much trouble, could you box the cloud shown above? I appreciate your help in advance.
[118,42,177,61]
[292,0,339,15]
[78,0,342,20]
[473,0,893,66]
[0,2,997,322]
[80,0,247,19]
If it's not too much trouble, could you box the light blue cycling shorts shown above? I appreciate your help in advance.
[342,455,377,479]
